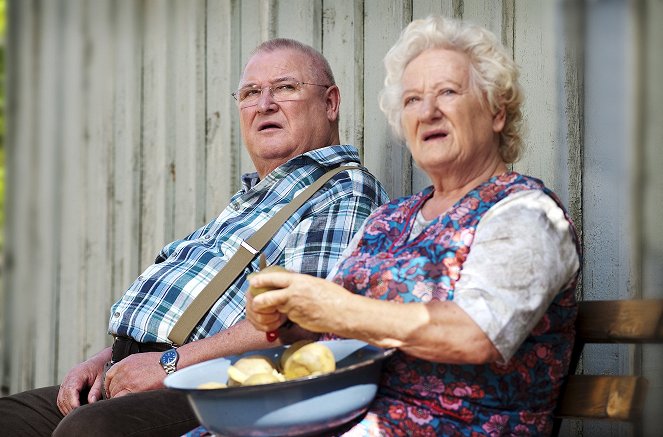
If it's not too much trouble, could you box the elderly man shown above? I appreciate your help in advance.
[0,38,388,436]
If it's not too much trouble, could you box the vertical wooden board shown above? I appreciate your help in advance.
[322,0,364,151]
[205,0,241,218]
[78,0,115,365]
[32,0,63,388]
[55,0,86,380]
[363,0,413,199]
[109,1,143,305]
[581,1,635,303]
[4,0,40,393]
[641,0,663,301]
[171,1,207,237]
[461,0,504,34]
[641,0,663,433]
[140,1,173,267]
[274,0,322,48]
[581,10,638,435]
[511,2,563,190]
[237,0,266,176]
[543,1,584,232]
[412,0,455,19]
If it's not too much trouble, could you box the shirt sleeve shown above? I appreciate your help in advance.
[452,190,580,363]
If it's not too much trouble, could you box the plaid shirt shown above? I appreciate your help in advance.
[108,145,388,344]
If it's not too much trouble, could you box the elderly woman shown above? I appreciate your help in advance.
[244,15,581,436]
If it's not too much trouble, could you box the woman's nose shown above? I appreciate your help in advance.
[418,94,440,120]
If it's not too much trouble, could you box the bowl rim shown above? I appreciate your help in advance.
[165,339,395,394]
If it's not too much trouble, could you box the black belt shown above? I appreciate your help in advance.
[111,336,172,363]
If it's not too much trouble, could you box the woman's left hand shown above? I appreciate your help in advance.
[246,271,353,335]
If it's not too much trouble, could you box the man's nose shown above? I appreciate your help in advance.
[256,87,278,112]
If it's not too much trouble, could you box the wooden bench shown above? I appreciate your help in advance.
[553,299,663,435]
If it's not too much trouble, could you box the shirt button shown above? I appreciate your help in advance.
[138,275,143,281]
[113,312,120,318]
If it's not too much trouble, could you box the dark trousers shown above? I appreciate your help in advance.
[0,384,199,436]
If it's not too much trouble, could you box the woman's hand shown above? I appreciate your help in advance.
[246,271,354,335]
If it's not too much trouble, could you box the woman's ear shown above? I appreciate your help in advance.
[492,107,506,133]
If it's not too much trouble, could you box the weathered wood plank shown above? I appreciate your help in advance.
[109,1,143,305]
[575,300,663,344]
[556,375,648,422]
[55,0,86,381]
[171,0,207,237]
[641,1,663,433]
[238,0,266,176]
[140,1,174,266]
[79,0,115,368]
[274,0,321,48]
[322,0,364,151]
[205,0,241,217]
[4,0,41,394]
[461,0,504,34]
[511,1,563,189]
[412,0,455,20]
[363,0,413,198]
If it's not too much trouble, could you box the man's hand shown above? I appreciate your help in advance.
[56,347,111,416]
[103,352,165,398]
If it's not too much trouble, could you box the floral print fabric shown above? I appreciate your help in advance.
[332,172,580,436]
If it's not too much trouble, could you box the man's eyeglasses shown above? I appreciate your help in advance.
[232,81,331,108]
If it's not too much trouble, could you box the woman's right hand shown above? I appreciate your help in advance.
[246,270,356,335]
[56,347,111,416]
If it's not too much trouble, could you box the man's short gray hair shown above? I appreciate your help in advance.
[379,16,524,163]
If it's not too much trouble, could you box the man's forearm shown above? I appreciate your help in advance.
[173,320,278,369]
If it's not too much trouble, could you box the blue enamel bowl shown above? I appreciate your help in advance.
[164,339,394,437]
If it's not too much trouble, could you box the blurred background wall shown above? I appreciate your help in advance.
[2,1,661,435]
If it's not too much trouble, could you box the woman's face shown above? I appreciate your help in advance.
[400,48,505,180]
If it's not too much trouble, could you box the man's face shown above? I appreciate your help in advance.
[238,49,339,178]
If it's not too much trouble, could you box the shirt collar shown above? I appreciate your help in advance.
[239,145,361,192]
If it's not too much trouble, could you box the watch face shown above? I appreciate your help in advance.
[161,349,178,366]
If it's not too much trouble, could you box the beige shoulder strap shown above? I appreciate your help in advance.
[168,165,355,346]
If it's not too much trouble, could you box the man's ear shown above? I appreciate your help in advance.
[492,106,506,133]
[325,85,341,122]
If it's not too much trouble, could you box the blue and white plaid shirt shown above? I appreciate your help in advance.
[108,145,389,344]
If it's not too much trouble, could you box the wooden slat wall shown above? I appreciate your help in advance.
[3,0,662,435]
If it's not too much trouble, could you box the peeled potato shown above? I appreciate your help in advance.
[197,381,227,389]
[227,355,277,386]
[243,372,285,386]
[248,265,288,296]
[279,339,314,369]
[282,342,336,380]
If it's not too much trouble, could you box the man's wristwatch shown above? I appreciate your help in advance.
[160,348,179,375]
